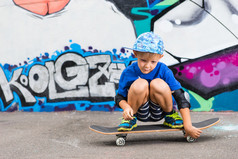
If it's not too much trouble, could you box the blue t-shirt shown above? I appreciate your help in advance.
[118,62,181,98]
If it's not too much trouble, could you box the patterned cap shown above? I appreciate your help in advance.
[125,32,164,55]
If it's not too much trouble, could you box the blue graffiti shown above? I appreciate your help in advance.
[0,41,136,112]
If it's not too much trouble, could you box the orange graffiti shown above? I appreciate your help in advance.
[13,0,70,16]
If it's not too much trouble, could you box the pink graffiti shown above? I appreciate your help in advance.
[231,53,238,66]
[200,68,220,87]
[177,51,238,88]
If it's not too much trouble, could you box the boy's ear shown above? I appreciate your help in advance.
[159,54,164,60]
[133,51,138,57]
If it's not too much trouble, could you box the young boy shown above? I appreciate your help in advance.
[115,32,202,139]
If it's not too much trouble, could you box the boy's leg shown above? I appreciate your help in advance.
[127,78,149,114]
[149,78,173,112]
[150,78,183,128]
[118,78,149,131]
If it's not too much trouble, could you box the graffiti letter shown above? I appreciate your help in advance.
[86,55,115,97]
[0,67,14,106]
[46,60,89,100]
[0,67,36,107]
[108,63,125,83]
[54,53,89,90]
[28,65,49,94]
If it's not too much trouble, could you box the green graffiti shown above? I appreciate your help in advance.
[188,90,214,111]
[132,0,180,36]
[132,7,152,36]
[155,0,179,6]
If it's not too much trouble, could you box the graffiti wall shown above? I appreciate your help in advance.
[0,0,238,112]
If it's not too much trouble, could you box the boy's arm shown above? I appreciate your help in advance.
[172,89,202,138]
[180,108,202,139]
[119,100,134,120]
[115,94,133,120]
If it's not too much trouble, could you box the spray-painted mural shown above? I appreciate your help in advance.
[0,45,135,112]
[0,0,238,112]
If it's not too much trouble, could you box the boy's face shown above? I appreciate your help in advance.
[134,51,164,74]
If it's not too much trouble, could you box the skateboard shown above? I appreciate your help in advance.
[89,118,220,146]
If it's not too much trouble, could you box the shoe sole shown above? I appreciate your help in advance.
[117,124,138,131]
[163,122,184,129]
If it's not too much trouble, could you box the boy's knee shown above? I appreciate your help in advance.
[130,78,149,94]
[150,78,170,93]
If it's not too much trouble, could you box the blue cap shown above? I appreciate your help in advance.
[125,32,164,55]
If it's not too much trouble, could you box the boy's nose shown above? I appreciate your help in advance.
[144,63,150,67]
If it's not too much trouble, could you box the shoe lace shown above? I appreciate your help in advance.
[120,117,136,123]
[168,112,182,120]
[121,118,130,123]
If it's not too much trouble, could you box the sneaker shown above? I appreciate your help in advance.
[163,110,183,128]
[117,117,137,131]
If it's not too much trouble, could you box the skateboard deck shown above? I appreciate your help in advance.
[89,118,220,146]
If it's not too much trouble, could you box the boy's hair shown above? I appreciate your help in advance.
[124,32,164,55]
[133,50,162,58]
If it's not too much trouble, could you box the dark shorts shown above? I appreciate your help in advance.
[135,100,165,122]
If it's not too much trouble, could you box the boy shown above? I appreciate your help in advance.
[115,32,202,139]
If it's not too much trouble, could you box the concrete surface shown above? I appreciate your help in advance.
[0,111,237,159]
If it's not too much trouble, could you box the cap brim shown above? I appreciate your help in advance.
[122,47,161,54]
[122,47,148,53]
[122,47,134,51]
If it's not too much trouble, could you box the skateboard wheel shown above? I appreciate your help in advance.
[186,136,196,143]
[116,137,126,146]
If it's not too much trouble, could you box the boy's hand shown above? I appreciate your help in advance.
[123,107,134,120]
[184,126,202,139]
